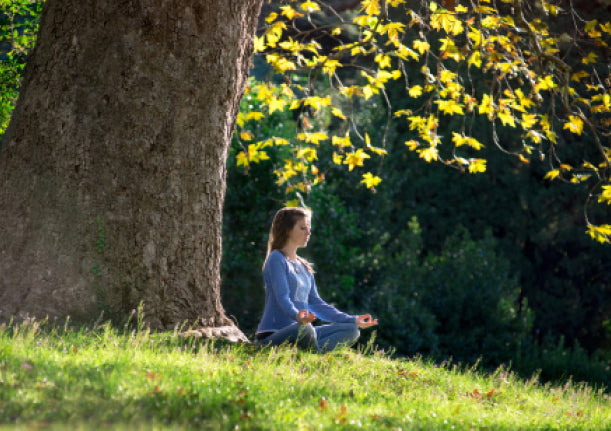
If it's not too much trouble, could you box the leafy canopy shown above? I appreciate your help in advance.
[235,0,611,242]
[1,0,609,242]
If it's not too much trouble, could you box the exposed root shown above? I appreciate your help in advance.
[181,325,250,343]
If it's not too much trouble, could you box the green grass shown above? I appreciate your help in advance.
[0,318,609,430]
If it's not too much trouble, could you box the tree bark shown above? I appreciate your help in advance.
[0,0,263,340]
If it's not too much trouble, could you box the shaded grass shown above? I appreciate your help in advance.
[0,318,609,430]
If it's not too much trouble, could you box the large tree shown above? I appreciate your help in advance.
[0,0,263,339]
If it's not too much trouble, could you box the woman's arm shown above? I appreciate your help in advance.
[307,277,357,324]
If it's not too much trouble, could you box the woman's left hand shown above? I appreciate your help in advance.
[356,314,378,329]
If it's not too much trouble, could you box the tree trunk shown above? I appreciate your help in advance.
[0,0,262,340]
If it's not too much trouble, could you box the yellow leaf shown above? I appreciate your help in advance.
[563,115,584,135]
[246,144,269,163]
[375,53,392,68]
[254,35,266,53]
[289,99,302,110]
[361,172,382,188]
[394,109,413,117]
[246,112,265,121]
[268,97,286,115]
[236,112,246,128]
[544,169,560,180]
[279,38,303,53]
[280,5,303,20]
[521,113,538,129]
[236,151,249,168]
[598,185,611,204]
[430,12,464,35]
[418,146,439,162]
[452,132,484,150]
[396,44,419,61]
[332,134,351,147]
[413,39,431,55]
[240,131,254,141]
[273,137,290,146]
[331,107,347,120]
[297,132,329,145]
[332,152,344,165]
[285,199,300,208]
[409,85,423,98]
[304,96,331,111]
[468,27,482,47]
[435,99,464,115]
[498,110,516,127]
[300,1,321,12]
[570,174,590,183]
[537,75,555,90]
[439,69,456,84]
[468,51,481,68]
[584,20,598,33]
[385,22,406,40]
[405,140,420,151]
[582,52,598,65]
[258,139,273,149]
[468,158,486,173]
[361,0,381,16]
[265,12,278,23]
[296,147,318,162]
[515,89,534,109]
[478,94,495,118]
[344,149,371,171]
[362,85,377,100]
[586,224,611,244]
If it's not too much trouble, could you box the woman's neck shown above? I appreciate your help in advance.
[280,246,298,261]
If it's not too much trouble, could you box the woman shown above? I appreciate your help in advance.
[255,207,378,352]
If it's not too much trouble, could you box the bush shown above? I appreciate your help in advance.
[364,220,533,367]
[514,334,611,390]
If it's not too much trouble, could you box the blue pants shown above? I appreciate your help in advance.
[255,322,360,352]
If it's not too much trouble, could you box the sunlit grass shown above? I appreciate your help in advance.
[0,317,609,430]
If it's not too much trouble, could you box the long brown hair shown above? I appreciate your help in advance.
[264,207,313,273]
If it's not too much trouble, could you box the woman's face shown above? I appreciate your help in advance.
[286,217,311,249]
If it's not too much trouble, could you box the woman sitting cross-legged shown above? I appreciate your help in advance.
[254,207,378,352]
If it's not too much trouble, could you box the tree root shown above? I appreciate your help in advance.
[181,325,250,343]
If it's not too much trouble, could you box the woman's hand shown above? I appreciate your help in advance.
[296,309,316,324]
[356,314,378,329]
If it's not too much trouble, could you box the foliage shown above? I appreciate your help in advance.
[1,317,610,429]
[238,0,611,242]
[513,334,611,392]
[0,0,43,141]
[362,219,534,367]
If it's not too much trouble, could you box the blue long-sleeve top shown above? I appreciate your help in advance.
[256,250,356,333]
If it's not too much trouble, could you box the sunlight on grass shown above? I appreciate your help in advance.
[0,317,609,430]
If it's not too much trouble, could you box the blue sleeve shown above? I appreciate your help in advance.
[308,276,356,324]
[265,252,300,320]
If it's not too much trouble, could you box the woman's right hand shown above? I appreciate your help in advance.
[356,314,378,329]
[296,309,316,324]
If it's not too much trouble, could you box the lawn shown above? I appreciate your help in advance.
[1,317,609,430]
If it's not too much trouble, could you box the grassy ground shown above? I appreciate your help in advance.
[0,317,609,430]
